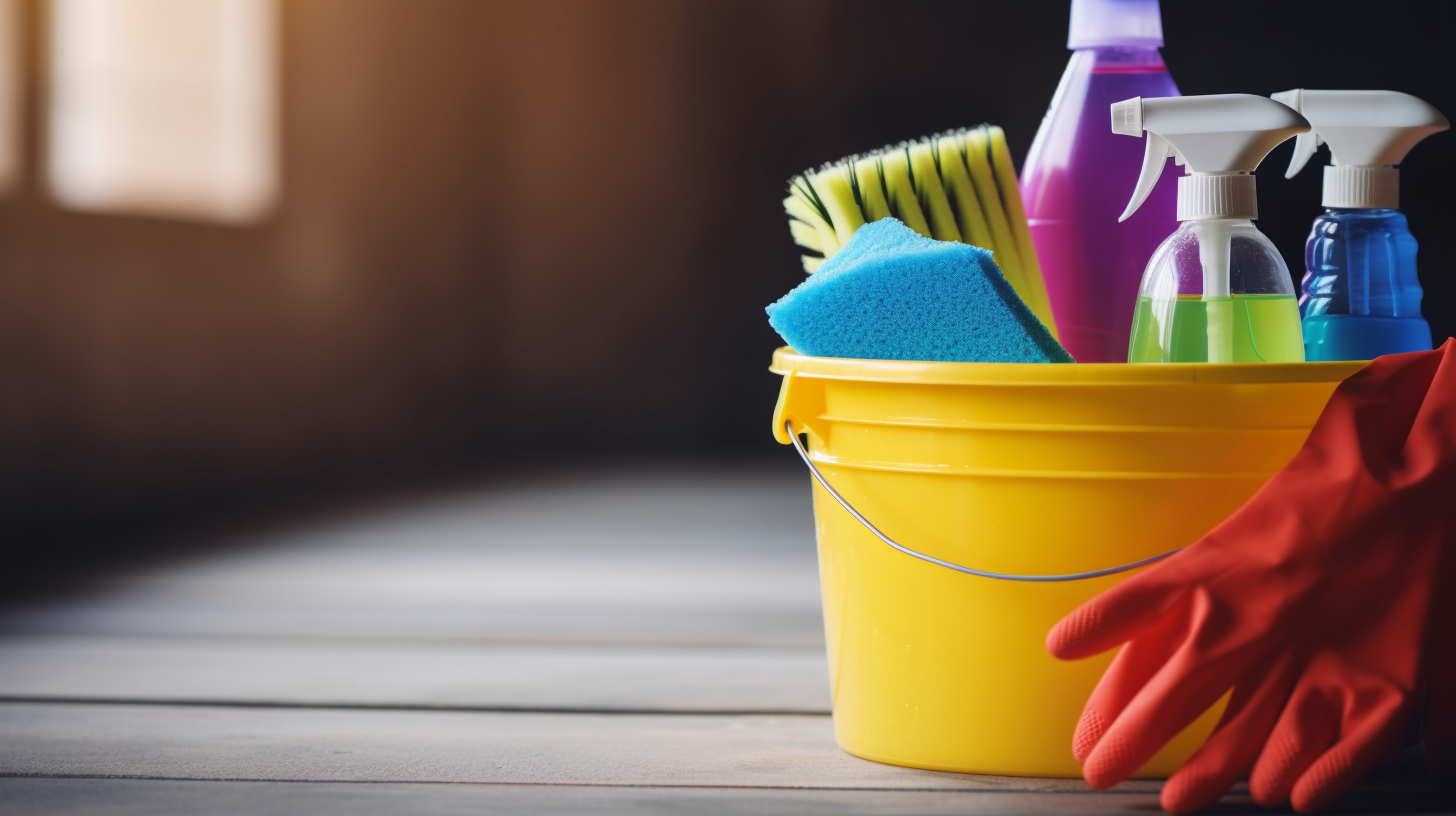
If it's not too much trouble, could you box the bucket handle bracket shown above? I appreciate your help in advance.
[785,420,1185,583]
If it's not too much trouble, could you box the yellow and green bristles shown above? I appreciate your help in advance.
[784,125,1057,339]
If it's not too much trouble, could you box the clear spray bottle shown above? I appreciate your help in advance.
[1272,90,1449,361]
[1113,94,1311,363]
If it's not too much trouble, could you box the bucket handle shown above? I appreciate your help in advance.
[785,420,1185,582]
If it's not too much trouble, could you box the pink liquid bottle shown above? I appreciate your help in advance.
[1020,0,1180,363]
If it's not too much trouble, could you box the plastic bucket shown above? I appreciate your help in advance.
[770,348,1364,778]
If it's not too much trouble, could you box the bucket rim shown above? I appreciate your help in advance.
[770,347,1367,386]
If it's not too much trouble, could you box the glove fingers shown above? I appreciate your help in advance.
[1291,695,1410,814]
[1160,652,1298,815]
[1081,611,1251,789]
[1082,665,1240,790]
[1072,600,1193,764]
[1250,684,1340,808]
[1048,556,1197,661]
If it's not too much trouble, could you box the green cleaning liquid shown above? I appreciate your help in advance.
[1128,294,1304,363]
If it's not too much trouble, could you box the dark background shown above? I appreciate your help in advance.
[2,0,1452,552]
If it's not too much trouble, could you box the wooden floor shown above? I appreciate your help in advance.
[1,462,1450,814]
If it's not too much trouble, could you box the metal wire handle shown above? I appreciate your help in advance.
[785,420,1185,582]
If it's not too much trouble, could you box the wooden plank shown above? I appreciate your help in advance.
[0,777,1192,816]
[0,602,824,649]
[0,636,830,713]
[2,708,1445,808]
[0,701,1151,791]
[0,777,1179,816]
[0,468,825,648]
[3,768,1450,816]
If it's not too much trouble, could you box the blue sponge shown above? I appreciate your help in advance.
[766,218,1074,363]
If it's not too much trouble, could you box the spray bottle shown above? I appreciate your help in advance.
[1272,90,1449,361]
[1020,0,1180,363]
[1113,94,1310,363]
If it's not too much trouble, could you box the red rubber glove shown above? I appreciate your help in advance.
[1047,339,1456,814]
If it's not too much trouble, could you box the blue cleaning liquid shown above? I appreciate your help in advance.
[1300,208,1433,361]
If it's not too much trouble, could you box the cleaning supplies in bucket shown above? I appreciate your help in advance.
[767,218,1072,363]
[1272,89,1450,361]
[1021,0,1180,363]
[769,348,1365,777]
[1113,94,1311,363]
[783,126,1058,339]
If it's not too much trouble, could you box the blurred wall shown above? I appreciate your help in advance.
[1,0,1452,532]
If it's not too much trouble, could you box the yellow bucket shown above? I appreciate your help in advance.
[770,348,1364,778]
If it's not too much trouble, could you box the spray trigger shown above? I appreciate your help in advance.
[1284,131,1324,179]
[1119,132,1173,222]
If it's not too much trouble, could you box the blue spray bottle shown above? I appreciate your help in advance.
[1273,90,1449,361]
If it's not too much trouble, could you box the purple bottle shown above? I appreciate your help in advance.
[1020,0,1180,363]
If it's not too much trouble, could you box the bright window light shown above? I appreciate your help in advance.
[0,0,19,194]
[47,0,278,223]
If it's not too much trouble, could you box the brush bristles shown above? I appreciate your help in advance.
[782,124,1059,341]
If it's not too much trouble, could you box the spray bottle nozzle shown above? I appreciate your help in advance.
[1111,98,1142,136]
[1272,89,1448,209]
[1111,98,1177,222]
[1112,94,1309,222]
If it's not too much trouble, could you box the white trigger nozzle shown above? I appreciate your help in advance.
[1111,94,1309,220]
[1284,131,1322,179]
[1120,132,1173,222]
[1273,90,1320,178]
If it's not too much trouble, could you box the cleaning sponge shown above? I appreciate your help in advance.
[766,218,1074,363]
[783,126,1059,341]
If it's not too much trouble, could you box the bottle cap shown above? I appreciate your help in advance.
[1272,89,1449,209]
[1068,0,1164,50]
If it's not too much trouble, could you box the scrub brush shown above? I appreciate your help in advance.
[785,125,1058,339]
